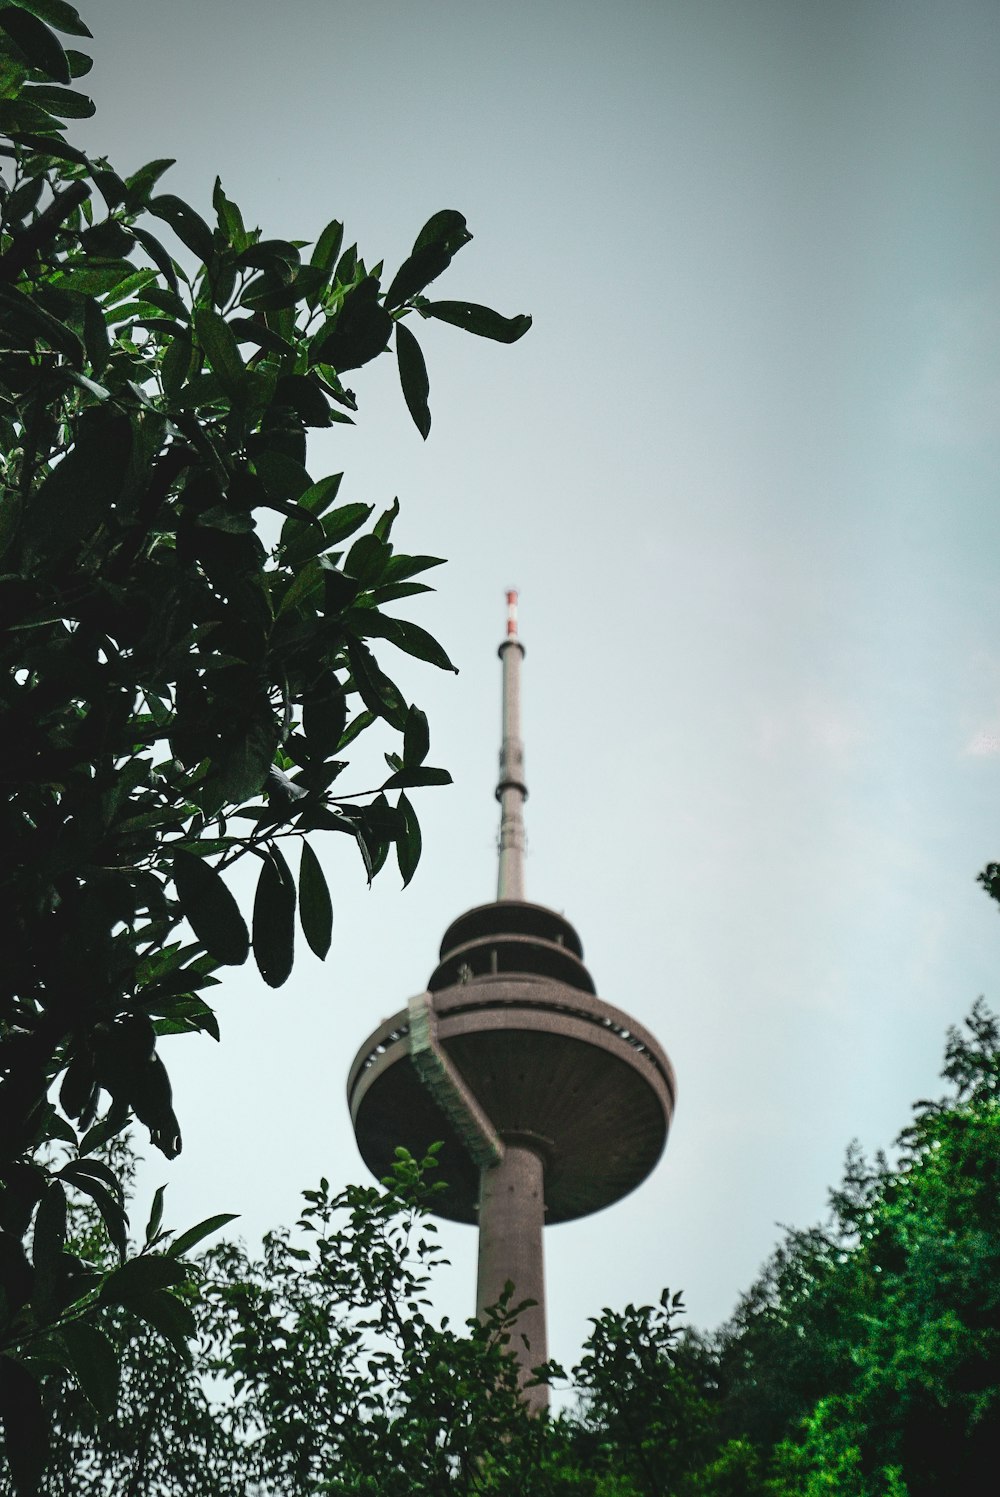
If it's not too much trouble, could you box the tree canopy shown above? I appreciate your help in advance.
[20,1003,1000,1494]
[0,2,530,1488]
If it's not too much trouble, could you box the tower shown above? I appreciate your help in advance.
[347,594,676,1411]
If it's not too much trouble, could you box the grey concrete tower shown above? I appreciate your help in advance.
[347,594,676,1411]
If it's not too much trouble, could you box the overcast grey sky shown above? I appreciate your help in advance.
[77,0,1000,1370]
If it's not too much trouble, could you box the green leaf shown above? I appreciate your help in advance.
[166,1212,238,1258]
[396,792,422,887]
[65,47,91,76]
[59,1322,118,1417]
[338,709,375,750]
[0,98,59,132]
[213,707,280,806]
[277,484,353,562]
[57,1157,121,1200]
[334,241,357,284]
[59,1169,128,1260]
[0,281,84,365]
[372,496,399,543]
[0,8,71,82]
[320,558,362,616]
[22,82,93,116]
[383,553,446,583]
[312,277,392,372]
[89,167,127,209]
[136,282,188,317]
[254,449,312,504]
[403,704,430,768]
[310,217,344,272]
[77,1115,128,1158]
[149,194,215,265]
[16,3,92,39]
[357,793,400,883]
[413,209,471,256]
[344,532,391,587]
[125,158,176,205]
[80,216,132,257]
[297,471,343,517]
[302,680,347,754]
[299,840,333,960]
[3,177,45,229]
[274,372,330,426]
[382,766,452,789]
[241,264,328,311]
[130,1289,196,1356]
[99,1254,189,1308]
[144,1184,167,1245]
[172,849,249,966]
[161,329,192,398]
[276,556,324,616]
[194,307,244,397]
[319,502,373,547]
[82,296,110,374]
[62,261,147,299]
[227,316,294,358]
[66,370,109,401]
[371,581,435,605]
[395,321,431,439]
[212,176,247,249]
[384,209,471,308]
[346,640,408,732]
[4,129,84,166]
[422,300,532,343]
[348,610,458,673]
[252,845,296,988]
[234,238,300,271]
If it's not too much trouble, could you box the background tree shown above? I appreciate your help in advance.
[30,1004,1000,1494]
[694,1002,1000,1495]
[40,1146,582,1496]
[0,1,530,1487]
[765,1001,1000,1494]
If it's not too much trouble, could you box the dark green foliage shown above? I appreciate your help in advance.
[565,1294,716,1497]
[39,1148,580,1495]
[553,1004,1000,1496]
[977,860,1000,914]
[0,2,531,1488]
[24,1007,1000,1493]
[707,1002,1000,1495]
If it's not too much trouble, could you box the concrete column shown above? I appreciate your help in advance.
[476,1143,548,1412]
[496,635,526,901]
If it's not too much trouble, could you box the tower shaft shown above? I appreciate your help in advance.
[476,1143,548,1413]
[497,590,526,901]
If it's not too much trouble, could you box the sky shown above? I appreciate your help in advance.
[74,0,1000,1376]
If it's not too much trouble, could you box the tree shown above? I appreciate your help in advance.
[703,1003,1000,1495]
[33,1005,1000,1493]
[0,1,530,1486]
[766,1002,1000,1495]
[563,1294,718,1497]
[41,1145,581,1496]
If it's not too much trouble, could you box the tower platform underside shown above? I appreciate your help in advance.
[348,970,676,1226]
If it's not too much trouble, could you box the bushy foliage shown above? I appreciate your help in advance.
[41,1147,580,1496]
[718,1002,1000,1495]
[0,2,529,1487]
[21,1004,1000,1493]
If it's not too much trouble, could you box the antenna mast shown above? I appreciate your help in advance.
[496,590,527,901]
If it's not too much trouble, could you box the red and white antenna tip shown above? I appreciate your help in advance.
[502,589,520,637]
[506,589,519,637]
